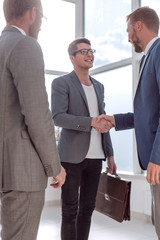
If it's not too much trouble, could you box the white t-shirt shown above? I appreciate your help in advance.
[82,84,105,159]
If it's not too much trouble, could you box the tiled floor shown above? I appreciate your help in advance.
[37,204,158,240]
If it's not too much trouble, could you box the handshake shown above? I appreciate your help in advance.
[91,114,115,133]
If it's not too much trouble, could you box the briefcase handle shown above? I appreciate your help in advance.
[104,171,120,179]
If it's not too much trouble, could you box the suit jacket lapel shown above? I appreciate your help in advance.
[69,71,89,108]
[69,71,102,114]
[138,53,150,80]
[139,38,160,79]
[135,38,160,97]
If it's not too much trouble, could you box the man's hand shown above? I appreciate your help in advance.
[92,115,115,133]
[97,114,115,127]
[106,156,117,174]
[50,166,66,188]
[146,162,160,185]
[91,116,113,133]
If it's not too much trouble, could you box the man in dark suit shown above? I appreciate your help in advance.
[97,7,160,239]
[0,0,66,239]
[51,38,116,240]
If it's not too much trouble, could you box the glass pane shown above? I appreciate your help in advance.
[39,0,75,72]
[0,2,6,32]
[93,65,133,172]
[85,0,132,68]
[45,74,57,110]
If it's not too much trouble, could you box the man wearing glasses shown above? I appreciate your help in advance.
[0,0,66,239]
[51,38,116,240]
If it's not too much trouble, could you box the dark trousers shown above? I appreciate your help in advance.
[61,159,102,240]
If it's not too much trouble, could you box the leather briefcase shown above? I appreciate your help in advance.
[95,172,131,223]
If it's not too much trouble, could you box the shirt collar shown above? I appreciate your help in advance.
[144,36,159,55]
[11,25,26,36]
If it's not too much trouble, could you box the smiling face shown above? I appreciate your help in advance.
[70,43,94,70]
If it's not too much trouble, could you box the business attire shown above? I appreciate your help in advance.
[114,37,160,238]
[51,71,113,240]
[0,26,61,240]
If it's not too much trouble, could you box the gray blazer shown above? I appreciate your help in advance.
[0,26,61,192]
[51,71,113,164]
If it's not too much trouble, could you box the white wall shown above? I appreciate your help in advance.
[119,173,152,219]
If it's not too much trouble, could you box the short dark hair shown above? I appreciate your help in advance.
[68,38,91,56]
[3,0,42,22]
[127,7,159,34]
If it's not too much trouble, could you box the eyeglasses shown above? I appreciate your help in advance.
[73,49,96,56]
[36,9,47,20]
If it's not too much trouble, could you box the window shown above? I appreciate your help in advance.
[45,74,57,109]
[85,0,131,68]
[0,2,5,32]
[39,0,75,73]
[85,0,133,172]
[141,0,160,18]
[38,0,76,111]
[94,65,133,171]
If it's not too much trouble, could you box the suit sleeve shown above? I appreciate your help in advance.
[103,132,114,157]
[114,113,134,130]
[8,37,61,177]
[51,77,92,132]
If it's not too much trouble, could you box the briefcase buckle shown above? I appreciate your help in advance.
[105,194,110,201]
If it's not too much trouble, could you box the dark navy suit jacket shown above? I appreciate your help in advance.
[114,38,160,170]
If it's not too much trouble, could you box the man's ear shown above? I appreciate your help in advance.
[70,55,74,63]
[135,21,143,32]
[28,7,36,24]
[69,55,75,66]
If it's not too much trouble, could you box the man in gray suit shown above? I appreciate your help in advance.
[51,38,116,240]
[0,0,66,239]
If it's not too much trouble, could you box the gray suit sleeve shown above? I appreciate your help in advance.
[103,132,114,157]
[8,37,61,177]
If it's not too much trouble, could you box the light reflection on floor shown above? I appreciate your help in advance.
[37,204,157,240]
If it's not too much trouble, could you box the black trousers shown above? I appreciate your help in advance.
[61,159,102,240]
